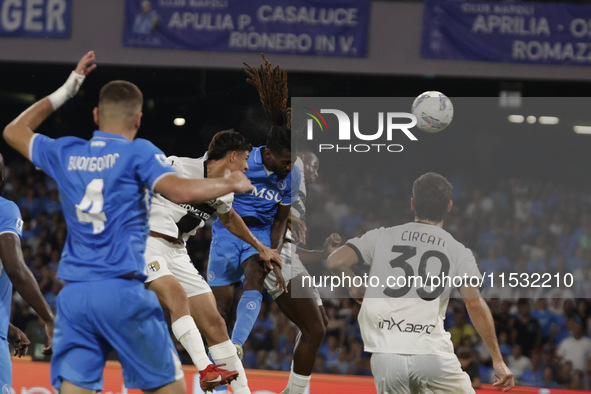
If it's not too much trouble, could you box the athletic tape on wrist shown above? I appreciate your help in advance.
[48,71,85,110]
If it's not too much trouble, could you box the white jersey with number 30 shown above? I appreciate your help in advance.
[347,221,481,356]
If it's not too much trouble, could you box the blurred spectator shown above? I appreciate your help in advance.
[251,301,275,350]
[24,315,50,361]
[478,243,511,275]
[539,366,562,388]
[520,350,544,387]
[325,304,346,346]
[556,319,591,372]
[458,346,481,389]
[449,308,476,348]
[507,344,532,382]
[530,298,556,344]
[512,299,542,357]
[319,334,346,374]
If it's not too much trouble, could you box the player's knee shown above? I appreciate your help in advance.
[210,312,227,332]
[302,319,326,344]
[166,292,190,317]
[243,268,266,290]
[216,304,231,324]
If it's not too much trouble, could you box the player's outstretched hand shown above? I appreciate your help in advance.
[492,361,515,392]
[271,261,288,294]
[225,170,253,194]
[322,233,342,259]
[43,321,54,356]
[75,50,97,76]
[259,245,282,270]
[290,216,307,245]
[7,323,31,357]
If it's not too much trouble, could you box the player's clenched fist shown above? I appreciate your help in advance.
[224,170,253,193]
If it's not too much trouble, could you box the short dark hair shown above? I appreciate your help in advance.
[207,129,252,160]
[98,80,143,122]
[266,124,291,154]
[412,172,452,222]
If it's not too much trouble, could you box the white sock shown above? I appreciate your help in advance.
[171,315,211,371]
[209,340,251,394]
[286,369,311,394]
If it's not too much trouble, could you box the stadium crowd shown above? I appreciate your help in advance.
[6,155,591,390]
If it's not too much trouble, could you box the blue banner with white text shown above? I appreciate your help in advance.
[421,0,591,65]
[122,0,370,57]
[0,0,71,38]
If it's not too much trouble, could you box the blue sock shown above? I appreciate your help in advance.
[231,289,262,346]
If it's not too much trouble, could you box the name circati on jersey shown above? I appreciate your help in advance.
[67,153,120,172]
[401,230,446,247]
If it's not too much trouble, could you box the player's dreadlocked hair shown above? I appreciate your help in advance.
[243,54,292,154]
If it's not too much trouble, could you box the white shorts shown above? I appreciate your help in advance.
[370,353,475,394]
[144,236,211,298]
[264,242,322,306]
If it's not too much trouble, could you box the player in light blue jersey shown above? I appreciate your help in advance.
[3,51,253,394]
[208,126,295,348]
[0,153,54,390]
[209,56,323,394]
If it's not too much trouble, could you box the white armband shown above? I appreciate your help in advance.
[48,71,86,110]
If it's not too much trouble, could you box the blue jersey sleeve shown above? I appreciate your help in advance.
[30,133,60,180]
[0,200,23,238]
[282,166,301,205]
[133,139,176,190]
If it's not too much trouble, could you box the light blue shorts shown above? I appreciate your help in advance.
[51,278,182,390]
[207,223,271,287]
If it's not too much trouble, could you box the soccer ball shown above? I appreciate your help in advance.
[411,91,454,133]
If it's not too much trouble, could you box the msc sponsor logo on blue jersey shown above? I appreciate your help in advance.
[250,186,282,203]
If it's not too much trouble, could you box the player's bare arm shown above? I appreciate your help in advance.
[3,51,96,160]
[296,233,342,264]
[265,203,291,292]
[155,170,253,205]
[218,208,282,269]
[327,244,365,300]
[460,285,515,392]
[289,214,307,245]
[0,232,54,354]
[8,323,31,357]
[271,204,290,253]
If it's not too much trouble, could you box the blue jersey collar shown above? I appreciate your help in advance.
[92,130,130,141]
[254,146,273,176]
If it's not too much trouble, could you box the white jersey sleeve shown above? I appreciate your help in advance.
[149,156,233,243]
[345,228,382,265]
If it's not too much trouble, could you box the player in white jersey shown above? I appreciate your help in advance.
[263,149,342,394]
[328,172,514,393]
[145,130,282,394]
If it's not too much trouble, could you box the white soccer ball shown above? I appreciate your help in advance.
[411,91,454,133]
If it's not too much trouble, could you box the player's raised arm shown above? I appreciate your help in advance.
[297,233,341,265]
[327,243,365,300]
[460,285,515,392]
[154,170,253,205]
[3,51,96,160]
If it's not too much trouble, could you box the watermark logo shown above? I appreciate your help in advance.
[294,98,419,153]
[304,107,328,132]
